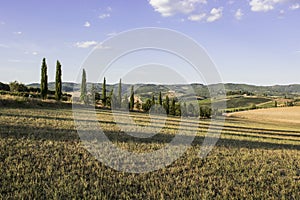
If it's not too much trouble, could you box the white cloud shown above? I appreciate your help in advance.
[207,7,223,22]
[289,3,300,10]
[249,0,285,12]
[75,41,98,48]
[13,31,22,35]
[0,21,5,25]
[84,21,91,27]
[32,52,38,56]
[149,0,207,17]
[188,13,206,21]
[99,13,110,19]
[235,9,244,20]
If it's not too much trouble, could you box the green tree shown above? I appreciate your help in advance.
[90,83,96,103]
[170,98,176,116]
[117,79,122,108]
[122,94,129,110]
[9,81,28,92]
[164,95,169,115]
[199,106,204,118]
[158,91,162,106]
[107,89,115,108]
[0,82,10,91]
[142,98,152,112]
[55,60,62,101]
[151,94,155,105]
[129,85,134,111]
[175,103,181,116]
[80,69,88,104]
[136,100,141,110]
[40,58,48,99]
[102,77,107,107]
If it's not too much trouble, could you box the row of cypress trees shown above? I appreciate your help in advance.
[78,69,199,117]
[40,58,62,101]
[79,69,212,117]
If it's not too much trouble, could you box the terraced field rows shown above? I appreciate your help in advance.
[0,104,299,198]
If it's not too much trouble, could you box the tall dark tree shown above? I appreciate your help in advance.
[108,89,116,108]
[122,94,129,110]
[90,83,96,103]
[102,77,107,107]
[80,69,87,104]
[129,85,134,111]
[117,79,122,108]
[170,98,176,116]
[164,95,169,115]
[40,58,48,99]
[55,60,62,101]
[158,91,162,106]
[151,94,155,106]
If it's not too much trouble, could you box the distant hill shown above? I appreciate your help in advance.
[27,82,300,98]
[224,83,300,96]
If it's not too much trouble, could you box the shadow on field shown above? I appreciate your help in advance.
[0,122,300,151]
[0,98,73,110]
[1,111,299,139]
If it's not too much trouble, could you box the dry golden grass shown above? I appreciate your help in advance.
[228,106,300,128]
[0,97,300,198]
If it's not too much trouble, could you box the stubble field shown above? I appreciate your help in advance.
[0,99,299,199]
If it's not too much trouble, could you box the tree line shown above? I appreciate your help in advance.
[79,69,213,118]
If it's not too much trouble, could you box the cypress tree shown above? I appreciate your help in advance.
[40,58,48,99]
[164,95,169,115]
[158,91,162,106]
[55,60,62,101]
[118,79,122,108]
[102,77,107,107]
[80,69,87,104]
[129,85,134,111]
[122,94,129,110]
[170,98,176,116]
[151,94,155,105]
[108,89,113,107]
[90,83,96,103]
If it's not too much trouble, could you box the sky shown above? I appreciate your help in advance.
[0,0,299,85]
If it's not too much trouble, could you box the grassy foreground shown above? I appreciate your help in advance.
[0,99,300,199]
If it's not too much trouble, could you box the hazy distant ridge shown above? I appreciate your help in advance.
[27,82,300,96]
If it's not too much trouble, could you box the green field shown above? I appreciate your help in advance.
[0,98,300,199]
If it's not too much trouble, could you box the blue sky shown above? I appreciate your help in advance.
[0,0,299,85]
